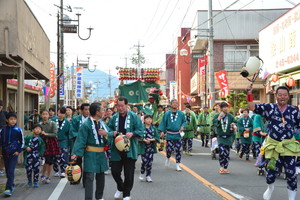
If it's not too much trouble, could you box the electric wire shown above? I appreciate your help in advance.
[142,0,163,38]
[147,0,180,45]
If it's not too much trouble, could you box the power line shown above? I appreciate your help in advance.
[142,0,163,38]
[144,0,173,42]
[146,0,180,45]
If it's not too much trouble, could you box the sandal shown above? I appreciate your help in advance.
[219,169,225,174]
[223,169,230,174]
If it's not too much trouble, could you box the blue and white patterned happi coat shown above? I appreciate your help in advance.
[254,103,300,141]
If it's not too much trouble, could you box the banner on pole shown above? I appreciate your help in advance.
[169,81,177,100]
[198,56,208,95]
[59,75,65,100]
[215,70,229,97]
[76,67,83,99]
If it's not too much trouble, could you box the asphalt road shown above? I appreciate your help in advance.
[1,138,296,200]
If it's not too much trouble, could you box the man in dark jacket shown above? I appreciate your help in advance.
[0,100,8,176]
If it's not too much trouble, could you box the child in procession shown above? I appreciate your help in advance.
[0,112,24,196]
[237,109,253,161]
[213,102,236,174]
[53,107,70,178]
[23,124,45,188]
[40,110,59,184]
[139,115,160,182]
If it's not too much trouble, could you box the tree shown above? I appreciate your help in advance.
[221,92,248,115]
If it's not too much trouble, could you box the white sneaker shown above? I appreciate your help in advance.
[263,183,274,200]
[54,172,60,177]
[114,190,123,199]
[146,176,152,182]
[165,158,170,167]
[123,197,131,200]
[176,163,182,172]
[288,189,297,200]
[60,173,66,178]
[139,174,145,181]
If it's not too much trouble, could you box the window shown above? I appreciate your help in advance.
[224,45,259,71]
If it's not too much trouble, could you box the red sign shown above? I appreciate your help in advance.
[215,70,229,97]
[198,56,208,95]
[50,62,56,98]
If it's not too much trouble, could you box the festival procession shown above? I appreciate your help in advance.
[1,0,300,200]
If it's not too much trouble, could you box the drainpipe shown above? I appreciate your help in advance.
[4,27,25,132]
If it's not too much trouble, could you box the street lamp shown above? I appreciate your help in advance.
[76,13,93,40]
[179,49,191,64]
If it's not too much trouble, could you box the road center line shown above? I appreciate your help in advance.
[48,178,68,200]
[160,151,236,200]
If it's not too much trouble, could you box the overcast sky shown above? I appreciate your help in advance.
[25,0,299,76]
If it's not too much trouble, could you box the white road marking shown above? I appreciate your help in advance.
[48,178,68,200]
[221,187,253,200]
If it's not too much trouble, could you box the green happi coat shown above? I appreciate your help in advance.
[108,111,145,161]
[213,113,237,146]
[253,114,267,143]
[55,118,71,149]
[70,115,88,153]
[237,117,253,144]
[50,115,58,122]
[198,112,210,133]
[152,103,164,126]
[72,118,109,173]
[23,135,45,166]
[158,110,186,141]
[183,111,197,139]
[138,125,160,155]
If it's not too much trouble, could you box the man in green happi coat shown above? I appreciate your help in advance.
[158,99,186,172]
[107,97,144,200]
[72,103,109,200]
[213,102,237,174]
[182,104,197,155]
[237,108,253,161]
[198,106,211,147]
[70,103,90,185]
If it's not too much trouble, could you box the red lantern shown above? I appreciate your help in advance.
[207,94,212,100]
[191,98,196,102]
[286,77,295,87]
[181,95,185,99]
[271,74,279,82]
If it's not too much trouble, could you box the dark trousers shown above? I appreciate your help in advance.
[53,148,69,173]
[111,154,136,198]
[73,156,86,186]
[85,172,105,200]
[266,156,297,191]
[26,155,40,183]
[3,154,18,190]
[219,144,230,169]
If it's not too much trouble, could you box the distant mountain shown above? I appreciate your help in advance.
[83,68,119,101]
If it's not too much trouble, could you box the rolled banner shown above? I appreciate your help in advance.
[180,131,184,137]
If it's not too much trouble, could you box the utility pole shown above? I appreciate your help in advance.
[208,0,215,107]
[60,0,64,107]
[133,41,144,79]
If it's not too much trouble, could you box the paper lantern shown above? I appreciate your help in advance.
[271,74,279,82]
[181,95,185,99]
[191,97,196,102]
[207,94,212,100]
[286,77,295,87]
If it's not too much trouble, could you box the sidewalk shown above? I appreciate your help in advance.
[0,163,27,194]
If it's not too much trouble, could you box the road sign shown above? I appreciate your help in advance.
[62,25,77,33]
